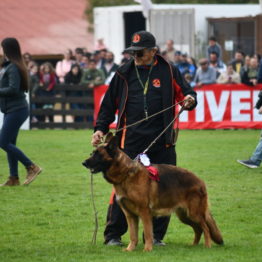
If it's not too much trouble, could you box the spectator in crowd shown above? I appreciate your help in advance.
[95,49,107,69]
[209,51,227,77]
[64,64,83,122]
[55,49,74,83]
[187,56,197,77]
[94,38,107,51]
[65,64,82,85]
[173,50,182,66]
[241,57,259,86]
[177,53,196,78]
[82,47,88,54]
[164,39,176,63]
[230,50,244,74]
[81,59,105,123]
[29,62,40,123]
[217,63,240,84]
[0,37,42,186]
[258,58,262,83]
[29,62,40,96]
[184,73,196,88]
[101,51,119,84]
[74,47,85,68]
[155,45,161,55]
[23,52,33,69]
[253,53,261,63]
[81,52,91,70]
[240,55,251,79]
[120,50,131,65]
[194,58,217,88]
[207,36,222,61]
[237,91,262,168]
[27,60,37,73]
[36,62,56,122]
[91,51,100,67]
[161,50,168,61]
[81,59,105,88]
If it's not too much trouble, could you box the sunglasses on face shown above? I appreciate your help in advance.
[200,62,208,66]
[132,49,145,58]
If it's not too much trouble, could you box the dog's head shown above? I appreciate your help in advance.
[82,132,119,174]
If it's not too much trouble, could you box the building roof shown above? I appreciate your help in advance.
[0,0,93,55]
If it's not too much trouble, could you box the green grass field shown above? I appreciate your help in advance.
[0,129,261,262]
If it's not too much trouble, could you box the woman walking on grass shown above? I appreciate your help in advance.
[0,37,42,186]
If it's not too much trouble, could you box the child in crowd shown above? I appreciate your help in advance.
[36,62,56,122]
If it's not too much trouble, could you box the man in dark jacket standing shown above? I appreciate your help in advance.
[92,31,197,246]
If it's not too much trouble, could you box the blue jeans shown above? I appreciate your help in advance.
[250,131,262,166]
[0,107,33,177]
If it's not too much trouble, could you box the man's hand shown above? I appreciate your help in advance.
[251,79,257,86]
[259,106,262,115]
[183,95,195,109]
[91,130,104,147]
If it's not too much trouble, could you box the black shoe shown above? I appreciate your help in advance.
[237,159,259,169]
[106,239,123,246]
[153,239,166,246]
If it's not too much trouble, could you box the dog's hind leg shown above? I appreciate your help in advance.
[122,210,139,251]
[139,209,153,252]
[175,208,203,245]
[199,219,212,248]
[186,192,212,248]
[192,225,202,245]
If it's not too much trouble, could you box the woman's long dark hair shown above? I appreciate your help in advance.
[1,37,29,92]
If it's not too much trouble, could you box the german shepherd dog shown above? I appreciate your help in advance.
[83,133,223,251]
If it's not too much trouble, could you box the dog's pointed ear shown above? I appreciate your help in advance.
[106,135,118,157]
[105,132,114,143]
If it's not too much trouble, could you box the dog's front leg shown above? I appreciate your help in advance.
[140,209,153,252]
[122,210,139,251]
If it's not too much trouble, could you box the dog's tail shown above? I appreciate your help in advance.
[206,211,224,245]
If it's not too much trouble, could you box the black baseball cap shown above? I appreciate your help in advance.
[125,31,156,52]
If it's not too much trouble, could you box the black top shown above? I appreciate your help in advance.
[0,61,28,113]
[124,63,165,152]
[95,55,197,146]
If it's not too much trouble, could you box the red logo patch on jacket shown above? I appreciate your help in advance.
[152,78,161,88]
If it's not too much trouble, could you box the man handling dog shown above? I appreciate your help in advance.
[91,31,197,246]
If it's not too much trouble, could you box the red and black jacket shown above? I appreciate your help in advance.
[95,54,197,146]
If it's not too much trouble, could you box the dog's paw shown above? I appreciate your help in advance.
[143,246,153,252]
[123,242,137,251]
[123,247,134,252]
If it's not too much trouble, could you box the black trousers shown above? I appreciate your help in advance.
[104,146,176,243]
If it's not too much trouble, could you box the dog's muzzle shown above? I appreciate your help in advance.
[82,160,99,174]
[82,160,89,168]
